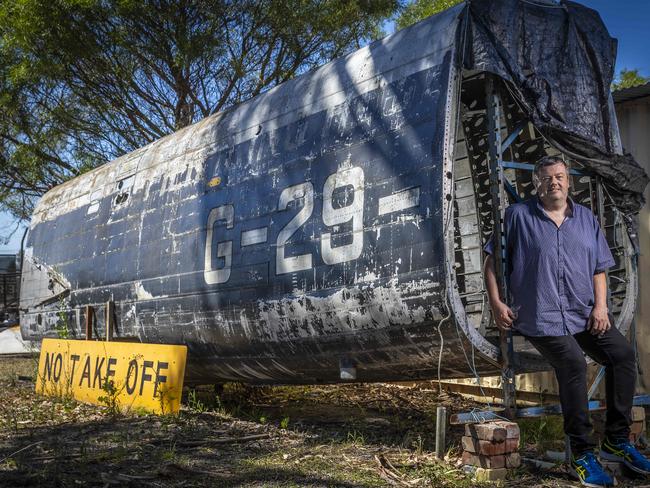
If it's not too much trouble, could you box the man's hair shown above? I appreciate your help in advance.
[534,155,569,177]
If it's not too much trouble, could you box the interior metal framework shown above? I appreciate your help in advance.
[450,71,638,374]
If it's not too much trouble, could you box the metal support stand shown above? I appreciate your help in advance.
[436,406,447,459]
[485,75,517,418]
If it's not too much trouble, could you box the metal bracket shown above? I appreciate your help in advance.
[501,161,585,176]
[500,121,527,153]
[449,394,650,424]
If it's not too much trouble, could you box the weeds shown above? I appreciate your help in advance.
[411,433,425,455]
[55,295,70,339]
[97,378,121,416]
[345,429,365,446]
[186,389,206,413]
[519,416,564,453]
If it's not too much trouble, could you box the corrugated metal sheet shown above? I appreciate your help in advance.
[612,82,650,104]
[615,92,650,393]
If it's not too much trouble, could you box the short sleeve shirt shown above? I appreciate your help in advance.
[484,197,615,336]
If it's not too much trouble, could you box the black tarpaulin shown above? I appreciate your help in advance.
[461,0,648,218]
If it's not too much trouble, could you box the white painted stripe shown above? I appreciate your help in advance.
[86,200,100,215]
[241,227,268,246]
[378,187,420,215]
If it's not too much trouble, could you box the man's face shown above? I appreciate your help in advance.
[535,162,569,205]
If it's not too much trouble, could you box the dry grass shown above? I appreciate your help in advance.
[1,357,648,487]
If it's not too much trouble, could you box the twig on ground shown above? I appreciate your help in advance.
[374,454,420,487]
[153,432,272,448]
[0,441,43,464]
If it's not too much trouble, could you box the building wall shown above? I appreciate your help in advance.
[616,95,650,393]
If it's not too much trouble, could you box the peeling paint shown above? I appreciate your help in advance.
[135,282,154,301]
[20,4,507,384]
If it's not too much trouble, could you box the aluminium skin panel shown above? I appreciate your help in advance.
[20,4,501,383]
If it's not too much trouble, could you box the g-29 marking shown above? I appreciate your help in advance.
[204,166,365,284]
[203,204,234,285]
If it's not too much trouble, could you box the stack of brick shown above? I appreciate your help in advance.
[629,406,646,445]
[462,421,521,482]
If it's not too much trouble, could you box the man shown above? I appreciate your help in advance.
[484,155,650,487]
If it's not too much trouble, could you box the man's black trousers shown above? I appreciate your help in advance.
[525,326,636,455]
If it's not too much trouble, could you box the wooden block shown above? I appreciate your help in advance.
[630,420,645,435]
[631,407,646,422]
[492,421,520,439]
[105,300,114,341]
[505,452,521,468]
[474,467,508,482]
[462,451,505,469]
[465,423,507,442]
[462,436,519,455]
[85,305,94,340]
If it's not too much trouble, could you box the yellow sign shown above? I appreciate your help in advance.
[36,339,187,414]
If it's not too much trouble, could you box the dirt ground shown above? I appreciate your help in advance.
[1,356,649,488]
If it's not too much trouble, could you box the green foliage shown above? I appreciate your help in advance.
[186,389,207,413]
[345,429,365,446]
[55,296,70,339]
[612,68,650,91]
[0,0,399,220]
[518,416,565,453]
[97,378,121,416]
[279,416,290,429]
[396,0,463,31]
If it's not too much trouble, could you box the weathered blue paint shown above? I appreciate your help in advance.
[18,2,637,386]
[20,5,491,384]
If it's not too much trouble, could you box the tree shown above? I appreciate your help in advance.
[612,68,650,91]
[0,0,398,221]
[395,0,461,31]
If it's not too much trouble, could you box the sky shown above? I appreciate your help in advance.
[580,0,650,78]
[1,0,648,254]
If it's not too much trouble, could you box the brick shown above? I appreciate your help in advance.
[505,452,521,468]
[474,467,508,482]
[630,420,645,435]
[462,436,505,455]
[492,421,520,439]
[462,436,519,455]
[465,423,507,442]
[631,407,646,422]
[505,437,519,452]
[462,451,505,469]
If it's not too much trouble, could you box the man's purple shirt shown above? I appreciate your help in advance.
[484,197,615,337]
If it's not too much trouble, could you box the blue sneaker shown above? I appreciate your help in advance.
[570,452,615,487]
[601,437,650,475]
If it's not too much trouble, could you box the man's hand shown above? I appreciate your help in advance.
[484,255,516,331]
[492,300,516,331]
[588,305,610,336]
